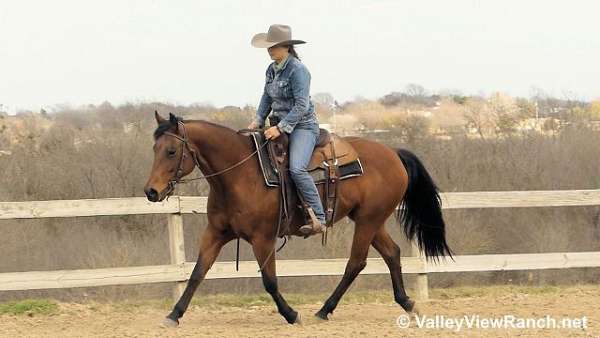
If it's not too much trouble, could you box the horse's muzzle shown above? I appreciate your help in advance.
[145,187,159,202]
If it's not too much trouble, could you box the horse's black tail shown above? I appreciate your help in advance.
[396,149,453,261]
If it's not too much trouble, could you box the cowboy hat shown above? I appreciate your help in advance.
[251,24,306,48]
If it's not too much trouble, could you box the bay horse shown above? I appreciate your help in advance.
[144,112,452,326]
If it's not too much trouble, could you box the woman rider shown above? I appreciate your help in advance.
[246,24,326,236]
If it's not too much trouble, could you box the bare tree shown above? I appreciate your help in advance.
[404,83,427,98]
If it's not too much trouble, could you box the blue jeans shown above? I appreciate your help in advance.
[288,123,326,223]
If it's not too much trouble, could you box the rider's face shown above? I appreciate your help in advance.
[267,45,289,63]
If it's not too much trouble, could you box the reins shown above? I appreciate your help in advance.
[161,120,275,272]
[163,121,269,188]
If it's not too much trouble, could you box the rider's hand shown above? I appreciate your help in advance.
[264,126,282,140]
[247,121,261,129]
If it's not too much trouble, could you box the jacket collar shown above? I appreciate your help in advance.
[272,54,293,73]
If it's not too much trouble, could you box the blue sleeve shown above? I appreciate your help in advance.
[255,67,273,127]
[277,65,311,134]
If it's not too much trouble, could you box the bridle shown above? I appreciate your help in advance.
[160,120,269,198]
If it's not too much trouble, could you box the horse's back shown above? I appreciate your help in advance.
[336,135,409,218]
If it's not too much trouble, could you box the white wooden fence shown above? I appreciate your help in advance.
[1,190,600,301]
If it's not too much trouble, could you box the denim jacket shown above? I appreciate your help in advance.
[254,56,317,133]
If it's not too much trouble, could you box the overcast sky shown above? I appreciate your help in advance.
[1,0,598,113]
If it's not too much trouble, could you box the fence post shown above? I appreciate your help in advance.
[167,211,186,301]
[410,241,429,300]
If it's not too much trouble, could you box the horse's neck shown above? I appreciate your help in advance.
[186,121,255,191]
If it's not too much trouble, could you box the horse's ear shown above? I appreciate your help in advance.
[154,110,166,125]
[169,112,178,125]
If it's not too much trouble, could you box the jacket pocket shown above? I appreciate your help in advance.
[277,79,291,98]
[265,76,276,97]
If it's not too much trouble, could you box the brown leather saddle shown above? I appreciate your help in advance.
[239,121,363,240]
[264,128,360,239]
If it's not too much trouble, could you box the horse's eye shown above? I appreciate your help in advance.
[167,149,177,157]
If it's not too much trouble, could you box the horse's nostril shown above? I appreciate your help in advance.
[145,188,159,201]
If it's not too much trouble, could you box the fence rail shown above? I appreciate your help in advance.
[1,189,599,300]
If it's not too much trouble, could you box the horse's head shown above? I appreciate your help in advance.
[144,111,197,202]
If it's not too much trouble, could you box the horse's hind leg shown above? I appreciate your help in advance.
[164,225,233,326]
[315,222,377,320]
[251,235,300,324]
[371,227,418,314]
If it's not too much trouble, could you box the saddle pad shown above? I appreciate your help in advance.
[249,132,364,187]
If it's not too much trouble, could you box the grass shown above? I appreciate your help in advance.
[188,284,594,308]
[101,291,394,312]
[0,284,596,316]
[189,289,395,308]
[0,299,58,316]
[430,284,564,299]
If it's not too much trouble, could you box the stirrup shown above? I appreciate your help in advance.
[299,222,325,235]
[299,207,326,236]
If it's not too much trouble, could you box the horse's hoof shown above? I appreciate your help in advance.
[408,303,421,318]
[400,299,415,312]
[285,310,300,325]
[161,317,179,328]
[315,310,329,321]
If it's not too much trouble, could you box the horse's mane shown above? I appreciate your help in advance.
[153,117,237,140]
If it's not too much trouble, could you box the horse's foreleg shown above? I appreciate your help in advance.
[371,227,417,314]
[164,225,233,326]
[315,223,377,320]
[251,235,300,324]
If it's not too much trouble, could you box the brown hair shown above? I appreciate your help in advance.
[288,45,300,60]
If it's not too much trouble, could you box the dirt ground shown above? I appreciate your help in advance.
[1,286,598,338]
